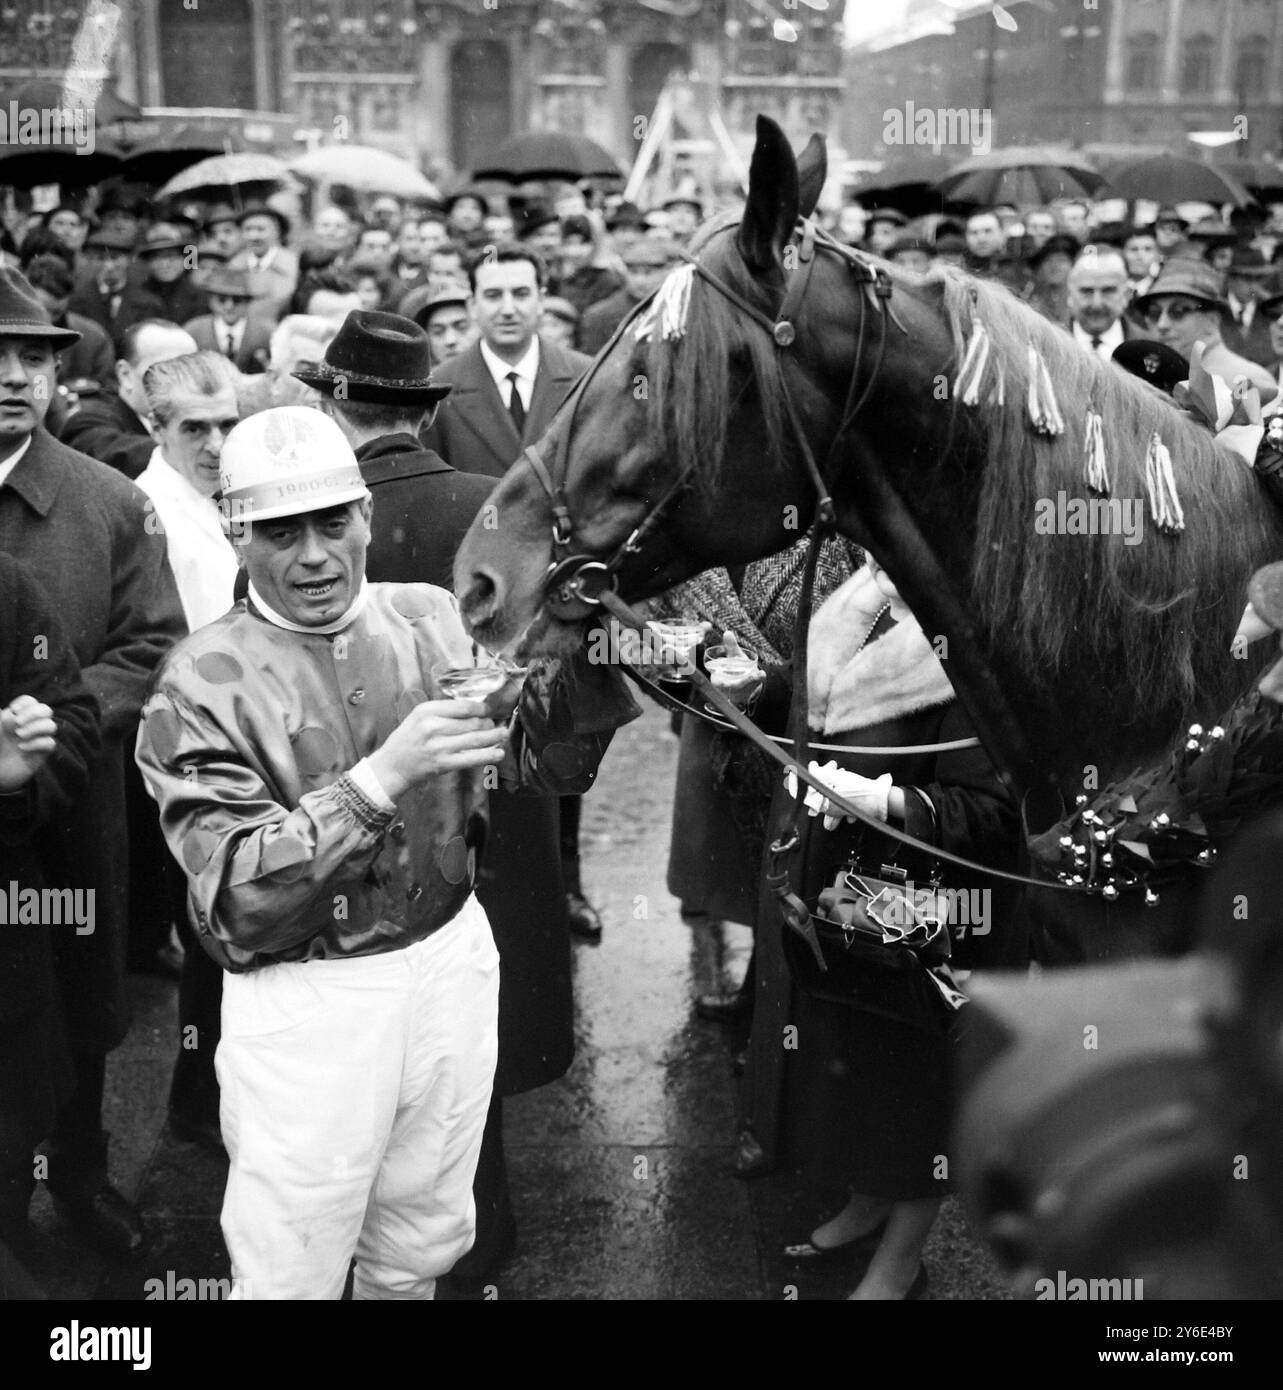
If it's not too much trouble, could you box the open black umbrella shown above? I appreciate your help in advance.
[0,137,126,189]
[472,131,622,183]
[1219,158,1283,199]
[1106,153,1254,209]
[936,147,1107,207]
[850,152,954,217]
[119,121,251,188]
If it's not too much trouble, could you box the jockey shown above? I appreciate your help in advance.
[135,407,638,1299]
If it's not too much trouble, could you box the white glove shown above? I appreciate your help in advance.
[784,761,893,829]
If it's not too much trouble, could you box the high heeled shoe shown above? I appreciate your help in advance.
[783,1216,888,1264]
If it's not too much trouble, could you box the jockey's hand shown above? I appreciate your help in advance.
[0,695,58,793]
[784,761,893,829]
[367,699,509,801]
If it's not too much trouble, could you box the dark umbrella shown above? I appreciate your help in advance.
[119,121,250,187]
[850,152,954,217]
[1106,153,1254,209]
[472,131,622,182]
[936,147,1107,207]
[0,137,126,189]
[1219,158,1283,198]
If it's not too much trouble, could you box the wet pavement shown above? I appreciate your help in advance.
[19,703,1010,1302]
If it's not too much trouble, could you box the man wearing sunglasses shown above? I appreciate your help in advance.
[1132,259,1277,405]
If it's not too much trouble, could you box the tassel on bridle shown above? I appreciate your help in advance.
[1027,344,1065,436]
[954,318,991,406]
[1083,408,1109,495]
[1145,432,1184,533]
[633,263,695,343]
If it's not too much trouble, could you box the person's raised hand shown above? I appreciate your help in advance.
[366,699,509,802]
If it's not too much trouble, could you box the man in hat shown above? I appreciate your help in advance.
[1223,245,1276,368]
[539,296,579,349]
[184,266,270,373]
[1153,207,1190,256]
[400,280,476,368]
[579,236,676,355]
[1257,277,1283,409]
[1133,258,1278,403]
[884,236,933,275]
[516,203,563,262]
[1024,233,1080,330]
[445,188,489,252]
[0,266,185,1261]
[203,204,244,263]
[662,194,704,246]
[229,203,298,324]
[69,226,163,347]
[138,224,207,327]
[134,405,637,1299]
[23,255,114,398]
[553,214,621,319]
[864,208,909,258]
[59,319,198,478]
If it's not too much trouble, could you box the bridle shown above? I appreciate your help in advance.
[516,214,1090,899]
[520,215,896,623]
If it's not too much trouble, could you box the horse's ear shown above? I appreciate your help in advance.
[737,115,799,275]
[796,134,827,221]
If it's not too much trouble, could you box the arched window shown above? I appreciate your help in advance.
[1182,34,1216,94]
[1125,32,1160,91]
[1235,41,1268,101]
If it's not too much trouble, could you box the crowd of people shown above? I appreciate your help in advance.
[4,160,1283,1301]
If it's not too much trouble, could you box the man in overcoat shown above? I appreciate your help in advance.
[0,266,185,1259]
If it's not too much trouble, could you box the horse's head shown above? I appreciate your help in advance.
[454,115,911,656]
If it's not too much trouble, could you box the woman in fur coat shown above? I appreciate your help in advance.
[738,555,1025,1298]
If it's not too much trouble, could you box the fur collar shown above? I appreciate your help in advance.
[807,567,955,735]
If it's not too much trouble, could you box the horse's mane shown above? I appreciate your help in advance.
[639,216,788,495]
[934,268,1278,743]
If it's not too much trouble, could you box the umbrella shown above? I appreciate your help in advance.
[850,152,954,217]
[156,151,288,202]
[0,138,125,189]
[288,145,441,201]
[472,131,622,183]
[1106,153,1254,209]
[935,147,1107,207]
[121,121,251,187]
[1219,158,1283,198]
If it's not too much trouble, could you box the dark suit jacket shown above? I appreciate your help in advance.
[1224,307,1276,369]
[421,337,591,478]
[353,429,571,1095]
[579,286,645,355]
[58,390,154,479]
[67,281,164,350]
[184,314,272,374]
[0,428,185,1049]
[58,312,115,391]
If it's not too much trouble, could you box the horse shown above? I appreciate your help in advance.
[454,116,1283,962]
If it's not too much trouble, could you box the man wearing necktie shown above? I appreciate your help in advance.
[68,227,162,351]
[183,267,270,375]
[419,245,605,1285]
[1066,247,1138,364]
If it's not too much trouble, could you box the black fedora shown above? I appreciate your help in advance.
[0,266,81,346]
[292,309,452,406]
[235,202,291,240]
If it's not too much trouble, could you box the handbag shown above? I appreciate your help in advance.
[780,857,967,1032]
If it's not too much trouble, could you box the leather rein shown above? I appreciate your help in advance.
[517,217,1080,895]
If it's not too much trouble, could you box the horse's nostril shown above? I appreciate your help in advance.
[461,567,500,625]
